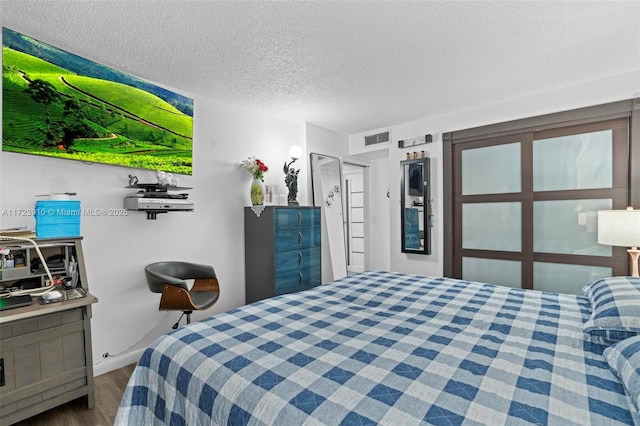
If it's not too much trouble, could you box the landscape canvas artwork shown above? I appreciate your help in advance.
[2,28,194,175]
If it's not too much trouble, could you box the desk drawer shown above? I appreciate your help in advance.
[275,265,321,296]
[275,247,321,274]
[274,208,320,230]
[274,227,320,252]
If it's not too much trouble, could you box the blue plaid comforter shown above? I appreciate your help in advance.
[116,271,639,425]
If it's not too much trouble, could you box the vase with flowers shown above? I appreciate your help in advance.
[241,157,269,205]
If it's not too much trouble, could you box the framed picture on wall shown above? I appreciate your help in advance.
[2,27,194,175]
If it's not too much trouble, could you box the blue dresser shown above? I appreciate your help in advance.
[245,206,321,303]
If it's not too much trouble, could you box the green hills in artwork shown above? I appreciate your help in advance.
[2,28,194,175]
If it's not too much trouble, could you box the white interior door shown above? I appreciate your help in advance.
[344,164,366,273]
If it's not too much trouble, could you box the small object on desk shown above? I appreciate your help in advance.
[0,227,36,239]
[66,287,87,300]
[45,275,66,287]
[14,253,25,267]
[69,259,79,287]
[0,294,33,311]
[38,287,86,304]
[42,290,64,301]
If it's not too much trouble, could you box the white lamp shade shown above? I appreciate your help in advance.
[598,209,640,247]
[289,145,303,160]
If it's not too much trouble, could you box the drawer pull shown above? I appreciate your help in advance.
[299,272,303,287]
[298,232,302,245]
[298,252,303,266]
[298,211,302,226]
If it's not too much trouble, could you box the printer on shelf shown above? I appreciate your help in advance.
[123,183,194,220]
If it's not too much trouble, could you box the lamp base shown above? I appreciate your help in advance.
[628,247,639,277]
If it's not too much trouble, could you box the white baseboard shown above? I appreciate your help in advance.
[93,348,144,377]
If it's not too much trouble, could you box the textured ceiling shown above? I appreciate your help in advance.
[2,1,640,135]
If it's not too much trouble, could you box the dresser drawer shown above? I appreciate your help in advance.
[275,247,321,274]
[274,227,321,252]
[274,208,320,230]
[275,265,321,296]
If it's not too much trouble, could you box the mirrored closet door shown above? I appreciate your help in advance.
[450,118,629,294]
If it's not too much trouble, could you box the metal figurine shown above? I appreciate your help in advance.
[283,159,300,206]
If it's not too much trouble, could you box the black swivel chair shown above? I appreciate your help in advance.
[145,261,220,329]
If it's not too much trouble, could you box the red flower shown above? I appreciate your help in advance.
[241,157,269,181]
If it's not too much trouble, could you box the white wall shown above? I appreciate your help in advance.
[305,123,349,169]
[350,70,640,277]
[1,90,311,375]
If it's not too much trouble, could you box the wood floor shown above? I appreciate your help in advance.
[14,363,136,426]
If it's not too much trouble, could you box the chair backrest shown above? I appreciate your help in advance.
[145,261,216,293]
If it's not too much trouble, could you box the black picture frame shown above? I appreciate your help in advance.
[401,157,431,255]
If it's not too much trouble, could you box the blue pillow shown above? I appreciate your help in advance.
[582,277,640,344]
[603,335,640,412]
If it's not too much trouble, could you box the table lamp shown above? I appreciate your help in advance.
[598,207,640,277]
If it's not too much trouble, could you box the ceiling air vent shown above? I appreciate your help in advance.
[364,131,390,147]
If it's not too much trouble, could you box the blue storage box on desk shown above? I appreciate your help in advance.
[34,200,81,238]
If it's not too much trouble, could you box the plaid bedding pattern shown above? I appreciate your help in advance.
[582,276,640,344]
[604,335,640,413]
[116,271,639,425]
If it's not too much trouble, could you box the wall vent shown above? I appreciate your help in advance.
[364,131,390,147]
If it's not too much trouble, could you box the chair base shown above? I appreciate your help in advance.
[172,310,193,329]
[156,280,220,330]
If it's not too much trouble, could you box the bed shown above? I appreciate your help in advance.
[116,271,640,425]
